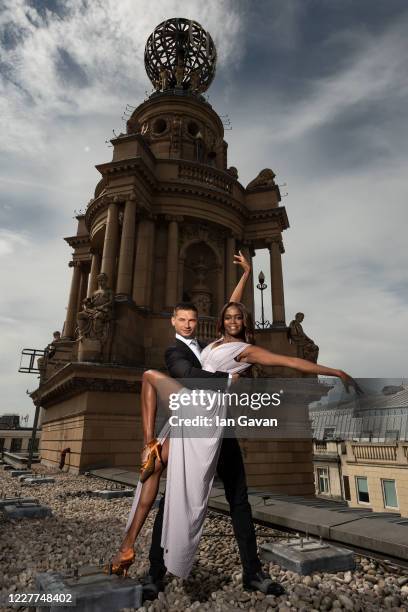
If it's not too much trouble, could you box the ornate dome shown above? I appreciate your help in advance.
[144,18,217,94]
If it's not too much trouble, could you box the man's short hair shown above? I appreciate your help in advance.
[173,302,198,315]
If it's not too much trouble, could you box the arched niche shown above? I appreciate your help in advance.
[180,241,222,317]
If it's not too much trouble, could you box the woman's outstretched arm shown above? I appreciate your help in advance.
[238,345,361,392]
[229,251,251,303]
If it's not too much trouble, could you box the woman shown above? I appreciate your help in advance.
[106,260,360,578]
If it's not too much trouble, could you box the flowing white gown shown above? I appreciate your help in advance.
[125,340,251,578]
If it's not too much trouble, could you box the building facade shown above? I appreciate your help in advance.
[313,439,408,517]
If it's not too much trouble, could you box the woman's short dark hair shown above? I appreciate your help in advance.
[216,302,255,344]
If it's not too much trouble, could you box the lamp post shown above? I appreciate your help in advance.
[255,270,271,329]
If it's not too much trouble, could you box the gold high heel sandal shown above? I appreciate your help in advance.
[104,549,135,577]
[140,438,162,483]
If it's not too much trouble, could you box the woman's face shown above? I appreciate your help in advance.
[223,305,244,337]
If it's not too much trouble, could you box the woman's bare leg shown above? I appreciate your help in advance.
[112,437,170,561]
[140,369,182,458]
[141,372,157,446]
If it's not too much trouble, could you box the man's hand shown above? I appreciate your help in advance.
[233,250,251,275]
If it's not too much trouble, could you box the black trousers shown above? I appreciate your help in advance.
[149,436,261,579]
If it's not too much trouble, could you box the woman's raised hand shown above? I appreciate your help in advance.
[233,250,251,275]
[338,370,364,395]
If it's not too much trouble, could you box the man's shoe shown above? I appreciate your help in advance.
[243,571,285,596]
[141,573,165,601]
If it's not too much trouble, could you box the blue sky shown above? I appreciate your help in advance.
[1,0,407,423]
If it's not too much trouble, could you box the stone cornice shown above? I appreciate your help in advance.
[64,235,90,248]
[30,362,146,408]
[39,377,142,408]
[157,183,246,215]
[95,157,157,190]
[248,206,289,229]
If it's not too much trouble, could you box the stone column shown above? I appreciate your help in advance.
[225,234,236,301]
[217,264,225,311]
[87,250,101,297]
[177,255,185,301]
[77,264,89,315]
[63,261,81,338]
[132,217,155,307]
[242,243,255,316]
[116,195,137,295]
[100,198,119,290]
[165,216,181,309]
[268,237,286,325]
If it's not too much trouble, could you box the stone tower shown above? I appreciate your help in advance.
[33,18,318,494]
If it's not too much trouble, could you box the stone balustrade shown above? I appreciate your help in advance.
[197,317,217,343]
[178,163,233,193]
[350,443,399,462]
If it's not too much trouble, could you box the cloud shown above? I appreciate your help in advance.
[271,17,408,142]
[0,228,30,255]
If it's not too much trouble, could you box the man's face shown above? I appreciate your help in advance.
[171,309,198,338]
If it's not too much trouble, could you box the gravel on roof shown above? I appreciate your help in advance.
[1,465,408,611]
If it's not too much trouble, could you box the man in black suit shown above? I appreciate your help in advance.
[143,302,285,599]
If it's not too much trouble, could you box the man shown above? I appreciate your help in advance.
[143,302,285,599]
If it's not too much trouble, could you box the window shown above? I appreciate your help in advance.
[343,475,351,501]
[152,118,167,135]
[323,428,335,440]
[10,438,22,452]
[207,151,217,167]
[195,139,205,163]
[187,121,199,137]
[382,479,398,508]
[317,467,330,494]
[356,476,370,503]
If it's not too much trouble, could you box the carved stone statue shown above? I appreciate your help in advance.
[159,67,169,91]
[227,166,238,179]
[175,63,184,87]
[246,168,276,191]
[46,331,61,359]
[289,313,319,363]
[190,70,200,91]
[77,273,114,346]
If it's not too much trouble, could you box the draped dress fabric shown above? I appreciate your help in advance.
[125,341,251,578]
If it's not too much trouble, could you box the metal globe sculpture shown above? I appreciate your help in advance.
[144,18,217,94]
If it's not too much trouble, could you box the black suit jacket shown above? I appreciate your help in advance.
[165,339,228,389]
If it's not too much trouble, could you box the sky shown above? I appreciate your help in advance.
[1,0,407,424]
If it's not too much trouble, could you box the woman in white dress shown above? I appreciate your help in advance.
[106,260,360,578]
